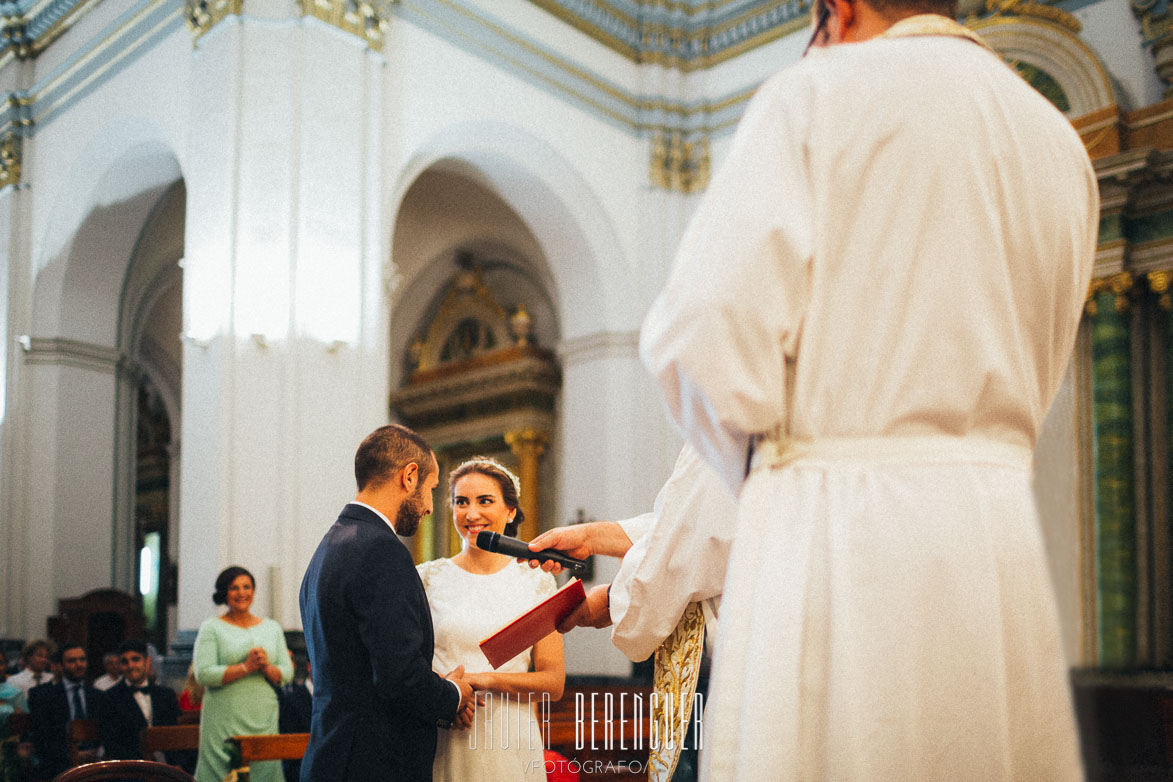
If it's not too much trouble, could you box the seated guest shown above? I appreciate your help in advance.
[6,643,51,700]
[178,665,203,715]
[92,654,121,692]
[0,649,28,728]
[28,644,101,779]
[277,658,311,782]
[98,640,180,761]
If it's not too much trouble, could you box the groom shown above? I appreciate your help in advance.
[300,424,475,781]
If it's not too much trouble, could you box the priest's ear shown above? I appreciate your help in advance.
[824,0,858,44]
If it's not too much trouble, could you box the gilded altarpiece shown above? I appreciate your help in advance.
[390,266,561,563]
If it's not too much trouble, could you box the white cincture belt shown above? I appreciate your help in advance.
[749,434,1033,473]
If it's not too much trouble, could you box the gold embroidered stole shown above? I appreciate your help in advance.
[878,13,994,52]
[649,602,706,782]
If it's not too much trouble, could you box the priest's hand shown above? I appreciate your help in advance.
[522,522,634,573]
[557,584,612,632]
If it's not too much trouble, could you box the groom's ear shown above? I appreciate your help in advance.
[401,461,420,491]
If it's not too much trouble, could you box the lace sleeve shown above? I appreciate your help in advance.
[416,559,441,591]
[532,566,558,601]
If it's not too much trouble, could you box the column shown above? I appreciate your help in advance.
[177,8,387,631]
[1152,270,1173,646]
[1089,273,1136,669]
[506,427,548,542]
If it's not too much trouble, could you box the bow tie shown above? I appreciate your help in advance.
[130,685,149,693]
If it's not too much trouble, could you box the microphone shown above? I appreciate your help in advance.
[475,531,587,573]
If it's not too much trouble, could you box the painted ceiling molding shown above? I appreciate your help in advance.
[525,0,811,69]
[0,0,105,60]
[396,0,757,137]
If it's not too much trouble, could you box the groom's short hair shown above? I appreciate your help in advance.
[355,424,434,491]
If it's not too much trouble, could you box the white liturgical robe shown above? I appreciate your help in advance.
[641,20,1097,782]
[609,444,734,662]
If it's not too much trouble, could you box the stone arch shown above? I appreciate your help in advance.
[972,15,1116,117]
[388,120,626,344]
[389,158,569,560]
[16,120,184,634]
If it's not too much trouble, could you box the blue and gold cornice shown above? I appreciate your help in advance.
[397,0,756,136]
[1134,0,1170,47]
[0,0,107,61]
[524,0,812,70]
[0,0,183,190]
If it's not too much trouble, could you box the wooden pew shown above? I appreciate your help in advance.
[67,718,100,767]
[226,733,309,782]
[140,724,200,757]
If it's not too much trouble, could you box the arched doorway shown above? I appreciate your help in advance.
[10,139,184,641]
[389,167,562,562]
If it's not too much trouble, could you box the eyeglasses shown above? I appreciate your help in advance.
[803,0,831,56]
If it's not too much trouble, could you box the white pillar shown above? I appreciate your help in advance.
[177,13,388,632]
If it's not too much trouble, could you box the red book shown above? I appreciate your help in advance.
[479,578,587,669]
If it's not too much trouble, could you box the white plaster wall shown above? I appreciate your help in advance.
[697,25,809,104]
[14,361,118,630]
[1072,0,1161,110]
[52,365,118,593]
[177,16,389,632]
[558,340,681,675]
[27,27,190,282]
[457,0,641,89]
[386,20,646,337]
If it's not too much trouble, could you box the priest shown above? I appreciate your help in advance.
[639,0,1098,778]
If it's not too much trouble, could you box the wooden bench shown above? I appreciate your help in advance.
[225,733,309,782]
[140,724,200,757]
[68,718,100,767]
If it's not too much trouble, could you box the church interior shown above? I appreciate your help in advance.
[0,0,1169,777]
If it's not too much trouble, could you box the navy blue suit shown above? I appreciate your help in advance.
[299,503,459,782]
[28,680,103,779]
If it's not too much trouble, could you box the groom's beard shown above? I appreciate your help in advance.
[394,487,428,536]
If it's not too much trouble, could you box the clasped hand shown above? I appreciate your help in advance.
[244,646,269,673]
[444,666,485,731]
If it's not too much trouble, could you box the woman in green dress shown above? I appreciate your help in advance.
[194,566,293,782]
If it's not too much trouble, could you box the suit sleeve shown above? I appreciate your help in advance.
[351,537,459,726]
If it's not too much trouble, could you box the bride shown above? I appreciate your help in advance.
[416,457,566,780]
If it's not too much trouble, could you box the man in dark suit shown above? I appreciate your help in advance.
[98,639,180,760]
[28,643,102,779]
[299,424,475,782]
[278,657,312,782]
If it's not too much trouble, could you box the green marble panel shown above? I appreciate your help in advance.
[1097,214,1122,246]
[1091,290,1137,669]
[1126,210,1173,245]
[1012,61,1070,113]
